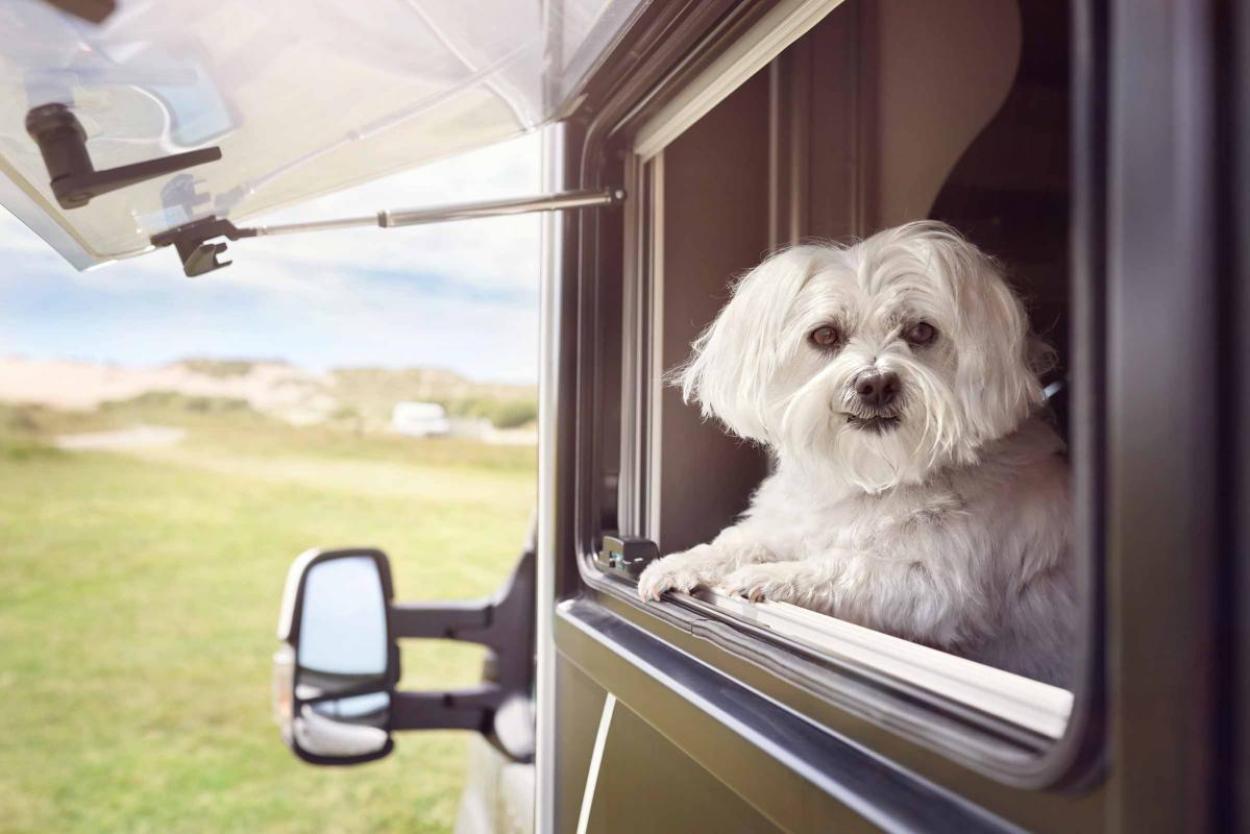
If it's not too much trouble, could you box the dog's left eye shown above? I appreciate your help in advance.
[903,321,937,346]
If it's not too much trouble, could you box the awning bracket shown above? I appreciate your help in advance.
[149,216,257,277]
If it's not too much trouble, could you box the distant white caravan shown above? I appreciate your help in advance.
[390,401,451,437]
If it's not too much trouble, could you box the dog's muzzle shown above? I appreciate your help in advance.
[845,371,903,432]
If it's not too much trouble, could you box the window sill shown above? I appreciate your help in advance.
[683,588,1073,741]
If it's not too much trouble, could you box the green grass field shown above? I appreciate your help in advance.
[0,402,536,834]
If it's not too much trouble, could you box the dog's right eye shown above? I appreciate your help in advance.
[808,325,842,349]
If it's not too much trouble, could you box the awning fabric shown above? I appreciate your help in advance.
[0,0,644,268]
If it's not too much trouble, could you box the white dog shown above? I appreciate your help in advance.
[637,221,1075,686]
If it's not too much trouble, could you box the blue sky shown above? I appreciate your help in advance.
[0,133,542,384]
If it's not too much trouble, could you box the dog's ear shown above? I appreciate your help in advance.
[906,222,1044,444]
[676,246,823,443]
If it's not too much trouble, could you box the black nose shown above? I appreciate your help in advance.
[855,371,900,408]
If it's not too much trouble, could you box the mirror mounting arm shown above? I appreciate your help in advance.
[391,686,497,732]
[391,600,493,642]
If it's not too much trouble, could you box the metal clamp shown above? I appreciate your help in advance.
[149,216,256,277]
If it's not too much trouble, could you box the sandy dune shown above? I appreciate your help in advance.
[0,356,537,443]
[0,357,337,423]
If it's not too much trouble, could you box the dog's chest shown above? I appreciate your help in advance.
[776,484,965,562]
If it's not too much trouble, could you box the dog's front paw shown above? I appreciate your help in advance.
[637,545,719,602]
[720,562,808,605]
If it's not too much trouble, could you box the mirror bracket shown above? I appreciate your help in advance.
[390,548,536,762]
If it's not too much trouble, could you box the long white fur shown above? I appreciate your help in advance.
[637,221,1075,686]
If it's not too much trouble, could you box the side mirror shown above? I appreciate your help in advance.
[274,548,397,765]
[273,545,536,767]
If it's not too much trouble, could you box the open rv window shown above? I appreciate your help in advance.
[587,0,1093,778]
[0,0,648,270]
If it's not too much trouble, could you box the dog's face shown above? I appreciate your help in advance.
[680,222,1045,493]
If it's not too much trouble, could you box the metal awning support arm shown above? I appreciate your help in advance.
[150,187,625,277]
[255,186,624,235]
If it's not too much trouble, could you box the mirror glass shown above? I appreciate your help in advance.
[297,555,388,697]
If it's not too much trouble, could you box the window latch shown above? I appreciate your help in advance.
[595,535,659,581]
[26,103,222,210]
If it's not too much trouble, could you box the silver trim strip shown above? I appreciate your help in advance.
[534,125,566,834]
[633,0,845,160]
[574,694,617,834]
[644,152,665,543]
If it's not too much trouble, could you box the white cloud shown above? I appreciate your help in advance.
[221,131,545,293]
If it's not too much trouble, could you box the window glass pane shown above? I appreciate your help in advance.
[0,0,644,266]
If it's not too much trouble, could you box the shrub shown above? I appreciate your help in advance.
[438,397,537,429]
[487,400,537,429]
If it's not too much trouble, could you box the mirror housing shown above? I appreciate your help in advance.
[274,545,535,767]
[275,548,397,766]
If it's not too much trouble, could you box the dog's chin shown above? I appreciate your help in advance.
[784,410,944,495]
[777,387,965,493]
[838,426,932,493]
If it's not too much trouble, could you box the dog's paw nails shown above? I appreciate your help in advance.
[636,573,661,602]
[636,557,705,603]
[721,565,793,604]
[639,580,671,602]
[636,568,669,602]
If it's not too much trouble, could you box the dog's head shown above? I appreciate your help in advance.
[678,221,1047,493]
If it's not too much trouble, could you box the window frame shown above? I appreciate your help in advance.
[566,0,1107,793]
